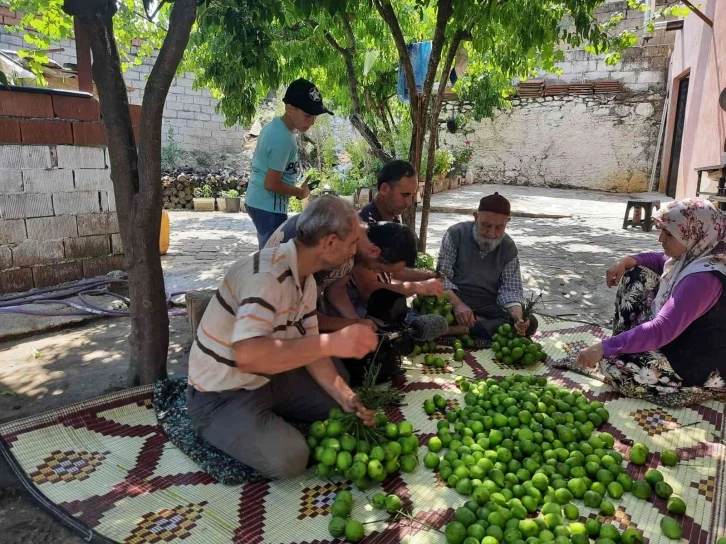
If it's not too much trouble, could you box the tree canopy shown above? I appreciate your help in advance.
[0,0,690,383]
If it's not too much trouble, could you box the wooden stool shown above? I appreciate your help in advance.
[623,200,661,232]
[185,291,213,341]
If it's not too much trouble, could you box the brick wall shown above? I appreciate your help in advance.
[0,17,246,155]
[0,90,123,294]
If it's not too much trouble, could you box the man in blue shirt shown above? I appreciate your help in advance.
[245,79,332,248]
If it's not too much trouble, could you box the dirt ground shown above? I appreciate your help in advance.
[0,316,192,544]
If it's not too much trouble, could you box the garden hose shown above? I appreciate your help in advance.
[0,277,189,318]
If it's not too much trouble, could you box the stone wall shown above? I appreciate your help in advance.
[441,92,665,192]
[440,0,677,192]
[0,90,122,294]
[0,13,246,154]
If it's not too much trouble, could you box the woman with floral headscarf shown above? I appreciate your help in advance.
[572,198,726,407]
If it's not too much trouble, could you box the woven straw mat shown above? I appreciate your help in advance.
[0,316,724,544]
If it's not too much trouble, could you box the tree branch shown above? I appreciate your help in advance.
[350,113,393,164]
[372,0,418,116]
[63,0,176,385]
[148,0,169,21]
[322,29,347,55]
[342,14,356,53]
[417,0,454,134]
[117,2,168,33]
[322,17,362,115]
[138,0,196,203]
[418,29,468,251]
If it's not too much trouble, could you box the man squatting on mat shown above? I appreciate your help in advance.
[186,196,379,479]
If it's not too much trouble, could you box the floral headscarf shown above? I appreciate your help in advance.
[652,198,726,313]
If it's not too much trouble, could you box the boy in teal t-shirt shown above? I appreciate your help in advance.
[246,78,333,248]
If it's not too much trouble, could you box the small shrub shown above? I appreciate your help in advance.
[161,125,183,169]
[451,146,474,176]
[434,149,454,177]
[194,184,213,198]
[416,252,436,270]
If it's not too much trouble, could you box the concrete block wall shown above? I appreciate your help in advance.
[0,14,246,155]
[538,44,673,94]
[0,91,124,294]
[536,0,676,92]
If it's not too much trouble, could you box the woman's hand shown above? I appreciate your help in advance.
[605,257,638,288]
[605,261,626,288]
[577,342,604,369]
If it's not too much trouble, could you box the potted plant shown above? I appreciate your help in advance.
[193,184,215,211]
[223,189,242,213]
[216,191,227,212]
[452,146,474,187]
[433,149,454,193]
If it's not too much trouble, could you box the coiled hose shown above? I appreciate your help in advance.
[0,277,189,317]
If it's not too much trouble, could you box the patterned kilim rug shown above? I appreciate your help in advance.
[1,317,725,544]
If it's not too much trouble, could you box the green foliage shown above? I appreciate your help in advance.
[416,252,436,271]
[433,149,454,177]
[451,146,473,176]
[187,0,285,126]
[288,197,304,213]
[193,184,213,198]
[7,0,169,84]
[457,68,512,122]
[223,189,240,198]
[161,125,183,170]
[344,140,383,188]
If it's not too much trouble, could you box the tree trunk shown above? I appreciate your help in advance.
[418,31,468,252]
[64,0,196,385]
[373,0,420,229]
[349,114,393,164]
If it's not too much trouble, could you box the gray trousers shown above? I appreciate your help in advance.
[186,360,349,480]
[469,301,509,338]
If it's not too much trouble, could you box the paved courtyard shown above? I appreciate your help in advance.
[0,183,667,544]
[163,183,666,325]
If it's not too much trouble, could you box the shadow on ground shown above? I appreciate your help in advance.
[422,212,662,325]
[0,315,192,544]
[0,186,666,543]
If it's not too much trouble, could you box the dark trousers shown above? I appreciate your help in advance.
[469,302,510,338]
[246,205,287,249]
[187,360,349,480]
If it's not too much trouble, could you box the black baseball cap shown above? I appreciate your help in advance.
[282,78,333,116]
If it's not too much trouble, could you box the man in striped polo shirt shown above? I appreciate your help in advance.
[187,196,378,479]
[266,217,421,332]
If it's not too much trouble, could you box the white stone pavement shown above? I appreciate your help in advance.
[163,184,668,325]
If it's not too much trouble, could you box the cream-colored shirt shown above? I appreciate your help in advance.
[188,240,318,392]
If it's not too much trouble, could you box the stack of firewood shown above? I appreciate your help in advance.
[162,170,248,209]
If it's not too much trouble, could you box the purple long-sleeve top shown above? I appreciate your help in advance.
[602,252,724,358]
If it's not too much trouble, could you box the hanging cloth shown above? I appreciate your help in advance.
[396,41,432,103]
